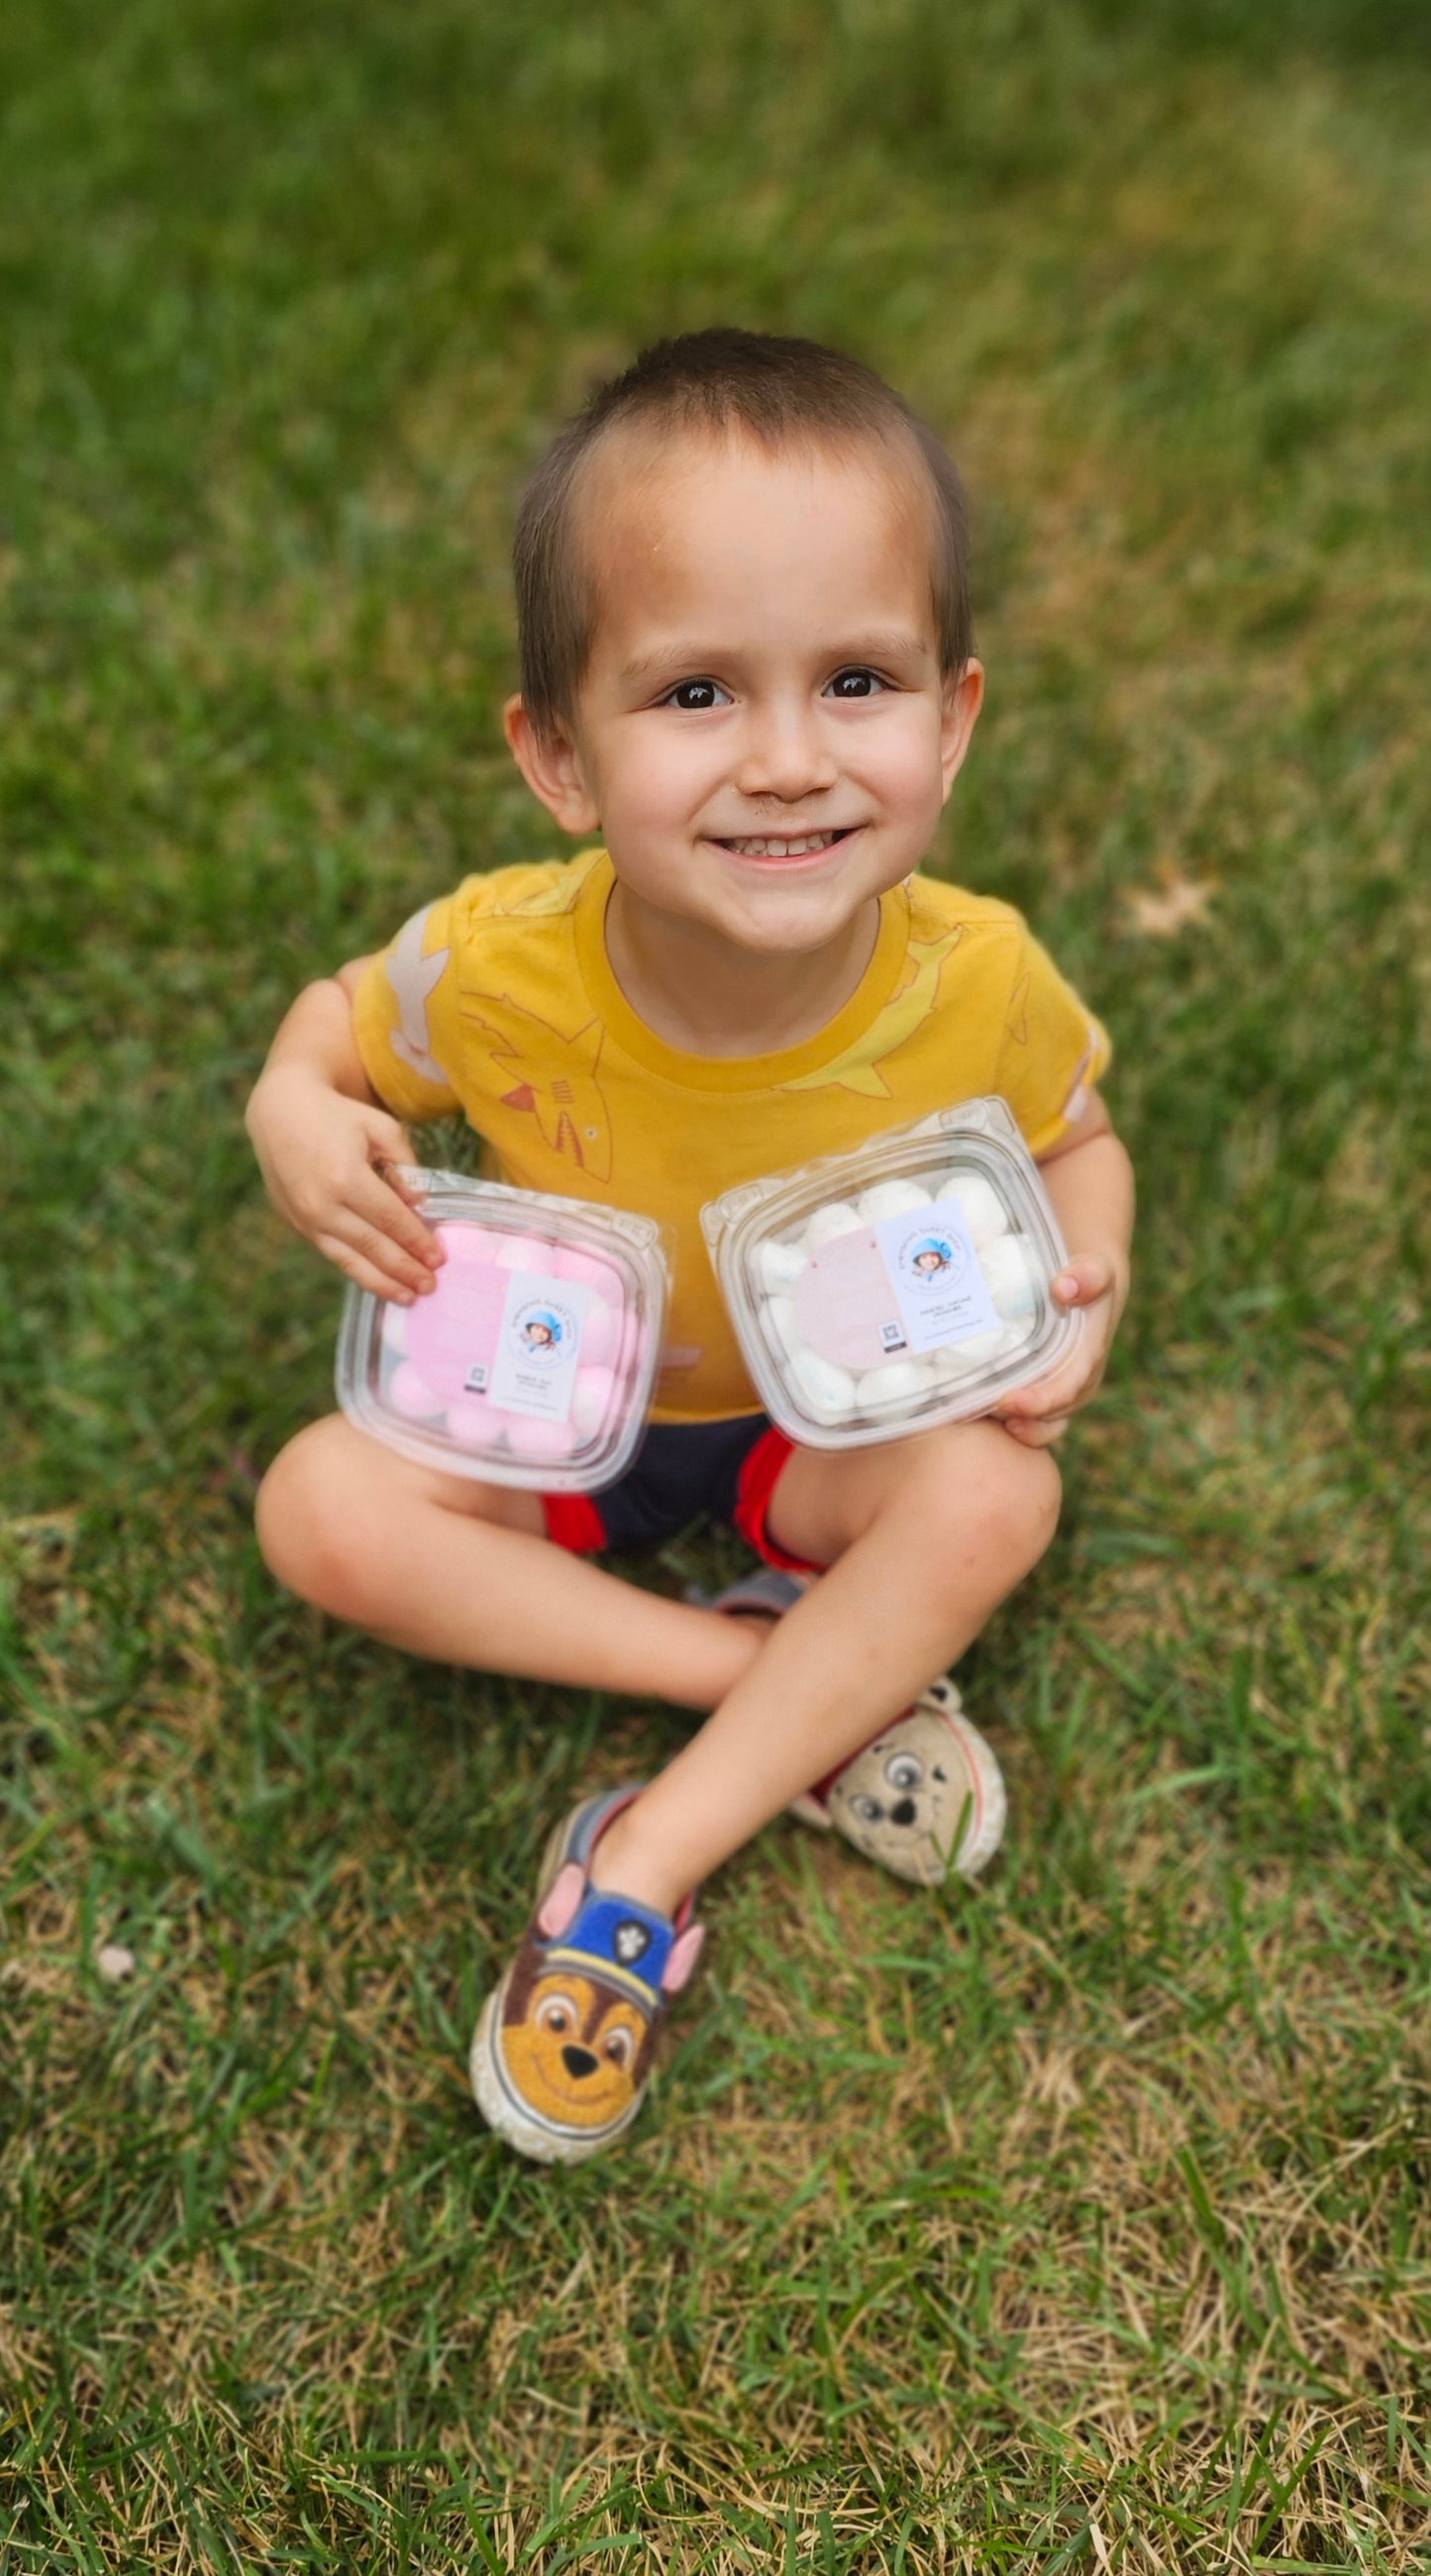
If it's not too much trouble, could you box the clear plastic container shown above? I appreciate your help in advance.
[337,1169,669,1491]
[702,1099,1079,1450]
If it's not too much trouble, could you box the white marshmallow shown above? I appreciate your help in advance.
[857,1177,932,1226]
[927,1327,1011,1383]
[788,1348,859,1422]
[979,1234,1038,1319]
[855,1359,932,1410]
[765,1296,807,1360]
[803,1199,865,1251]
[940,1171,1010,1245]
[758,1236,811,1296]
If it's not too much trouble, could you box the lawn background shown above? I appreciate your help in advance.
[3,0,1430,2567]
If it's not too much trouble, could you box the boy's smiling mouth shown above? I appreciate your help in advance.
[711,826,862,861]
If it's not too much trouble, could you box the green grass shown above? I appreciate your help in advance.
[3,0,1430,2565]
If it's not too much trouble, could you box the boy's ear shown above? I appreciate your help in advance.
[939,657,984,802]
[503,694,601,836]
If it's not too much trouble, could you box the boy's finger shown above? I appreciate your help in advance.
[1051,1255,1114,1307]
[328,1198,441,1297]
[1002,1411,1070,1447]
[350,1163,446,1270]
[995,1351,1086,1423]
[315,1233,421,1305]
[368,1112,415,1162]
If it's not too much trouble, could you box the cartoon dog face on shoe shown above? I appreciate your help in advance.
[499,1968,651,2131]
[494,1862,704,2140]
[826,1695,972,1887]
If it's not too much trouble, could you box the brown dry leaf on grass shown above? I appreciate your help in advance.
[1122,863,1220,938]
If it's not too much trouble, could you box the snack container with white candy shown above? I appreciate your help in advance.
[336,1169,669,1492]
[702,1099,1080,1449]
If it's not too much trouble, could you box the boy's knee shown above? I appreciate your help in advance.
[1000,1438,1062,1568]
[255,1423,360,1612]
[921,1422,1061,1571]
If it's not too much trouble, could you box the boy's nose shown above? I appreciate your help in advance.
[733,702,839,802]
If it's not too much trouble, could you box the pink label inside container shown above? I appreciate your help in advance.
[406,1263,510,1400]
[793,1198,998,1368]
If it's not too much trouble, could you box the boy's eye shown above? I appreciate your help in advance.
[663,678,731,711]
[825,667,885,699]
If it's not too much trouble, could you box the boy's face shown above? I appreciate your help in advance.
[507,433,981,959]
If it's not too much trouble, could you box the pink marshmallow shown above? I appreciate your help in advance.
[571,1364,616,1438]
[494,1232,557,1274]
[438,1222,502,1267]
[578,1296,621,1368]
[556,1245,625,1300]
[505,1413,578,1462]
[448,1397,506,1448]
[389,1362,443,1419]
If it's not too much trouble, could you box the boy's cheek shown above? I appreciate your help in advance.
[597,733,729,835]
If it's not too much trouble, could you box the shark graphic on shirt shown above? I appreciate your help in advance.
[775,925,964,1098]
[460,991,615,1181]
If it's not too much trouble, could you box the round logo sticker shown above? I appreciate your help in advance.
[510,1300,574,1365]
[896,1228,970,1293]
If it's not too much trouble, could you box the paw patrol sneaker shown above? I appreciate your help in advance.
[470,1788,706,2165]
[791,1678,1007,1888]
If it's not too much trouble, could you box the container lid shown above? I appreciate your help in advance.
[337,1169,668,1491]
[702,1098,1079,1449]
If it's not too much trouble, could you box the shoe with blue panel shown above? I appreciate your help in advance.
[470,1788,705,2163]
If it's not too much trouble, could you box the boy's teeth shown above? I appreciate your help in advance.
[725,831,841,856]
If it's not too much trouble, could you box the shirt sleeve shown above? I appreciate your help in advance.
[992,927,1112,1158]
[352,893,464,1122]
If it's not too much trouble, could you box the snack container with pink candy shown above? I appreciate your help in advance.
[336,1169,669,1492]
[701,1098,1080,1450]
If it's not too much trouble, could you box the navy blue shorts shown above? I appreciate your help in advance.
[543,1414,811,1569]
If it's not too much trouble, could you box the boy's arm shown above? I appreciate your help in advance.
[995,1091,1134,1449]
[245,959,445,1303]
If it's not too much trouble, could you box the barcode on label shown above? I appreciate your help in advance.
[463,1363,490,1392]
[879,1321,908,1351]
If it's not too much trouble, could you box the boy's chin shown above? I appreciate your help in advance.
[713,880,888,958]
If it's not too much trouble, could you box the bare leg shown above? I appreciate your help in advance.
[589,1420,1060,1913]
[258,1415,1057,1914]
[256,1415,767,1711]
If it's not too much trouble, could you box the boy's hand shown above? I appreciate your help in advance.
[247,1066,445,1304]
[994,1253,1126,1448]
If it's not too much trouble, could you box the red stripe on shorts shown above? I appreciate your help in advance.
[542,1490,608,1555]
[732,1425,821,1575]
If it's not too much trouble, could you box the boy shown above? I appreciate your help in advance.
[247,330,1134,2164]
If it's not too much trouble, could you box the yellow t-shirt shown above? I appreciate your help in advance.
[353,848,1110,1422]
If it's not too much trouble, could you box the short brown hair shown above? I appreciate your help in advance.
[514,328,971,743]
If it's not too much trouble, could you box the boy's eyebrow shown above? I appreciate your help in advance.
[617,628,933,684]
